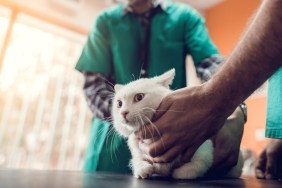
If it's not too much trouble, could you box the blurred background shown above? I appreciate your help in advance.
[0,0,265,175]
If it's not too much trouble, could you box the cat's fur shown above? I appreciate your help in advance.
[112,69,243,179]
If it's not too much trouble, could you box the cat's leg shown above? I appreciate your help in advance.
[153,155,182,176]
[128,134,154,179]
[172,140,213,179]
[225,151,244,178]
[153,163,173,176]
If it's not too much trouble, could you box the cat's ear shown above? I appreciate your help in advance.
[154,68,175,88]
[114,84,123,92]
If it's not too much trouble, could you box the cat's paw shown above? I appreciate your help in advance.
[133,162,154,179]
[172,166,199,179]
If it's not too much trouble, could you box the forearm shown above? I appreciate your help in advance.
[83,73,114,120]
[207,0,282,113]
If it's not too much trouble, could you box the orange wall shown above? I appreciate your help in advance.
[205,0,269,156]
[206,0,261,56]
[243,97,270,156]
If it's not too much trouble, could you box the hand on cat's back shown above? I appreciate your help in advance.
[207,107,244,175]
[137,85,233,165]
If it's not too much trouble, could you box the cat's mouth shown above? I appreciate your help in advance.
[121,116,129,123]
[122,119,139,127]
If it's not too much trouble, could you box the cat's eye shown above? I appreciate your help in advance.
[134,93,144,102]
[117,100,122,108]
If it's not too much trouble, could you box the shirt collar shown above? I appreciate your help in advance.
[122,0,167,16]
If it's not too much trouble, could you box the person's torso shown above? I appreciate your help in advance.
[104,3,190,89]
[266,67,282,136]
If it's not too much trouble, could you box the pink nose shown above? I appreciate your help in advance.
[121,111,129,119]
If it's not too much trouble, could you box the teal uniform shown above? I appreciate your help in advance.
[76,0,219,173]
[266,67,282,138]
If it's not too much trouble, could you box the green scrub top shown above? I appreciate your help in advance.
[266,67,282,138]
[76,0,219,173]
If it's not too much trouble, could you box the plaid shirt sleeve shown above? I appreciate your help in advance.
[83,72,114,121]
[196,55,224,82]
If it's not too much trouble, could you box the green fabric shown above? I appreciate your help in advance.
[83,118,131,173]
[266,67,282,139]
[76,0,219,173]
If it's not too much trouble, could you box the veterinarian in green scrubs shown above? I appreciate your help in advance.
[76,0,221,173]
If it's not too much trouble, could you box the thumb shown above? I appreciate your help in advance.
[152,96,173,121]
[173,145,199,168]
[255,150,266,179]
[265,150,277,179]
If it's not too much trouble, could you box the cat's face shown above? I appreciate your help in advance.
[112,69,175,137]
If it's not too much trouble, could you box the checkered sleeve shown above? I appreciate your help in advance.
[83,73,114,121]
[196,55,224,82]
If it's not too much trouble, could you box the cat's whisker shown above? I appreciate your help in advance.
[139,107,185,113]
[111,130,119,164]
[93,125,111,143]
[97,116,113,122]
[91,125,115,156]
[106,127,115,151]
[138,107,155,111]
[134,116,140,130]
[98,76,115,89]
[107,86,115,93]
[136,113,163,157]
[99,89,115,94]
[137,113,157,147]
[136,114,147,140]
[141,114,166,153]
[110,134,115,164]
[136,116,143,138]
[114,131,120,164]
[135,114,142,129]
[138,63,145,79]
[91,93,115,100]
[154,109,184,113]
[141,116,155,143]
[132,74,136,81]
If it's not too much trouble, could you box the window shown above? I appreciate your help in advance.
[0,5,11,52]
[0,10,91,170]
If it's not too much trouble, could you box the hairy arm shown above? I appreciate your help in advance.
[196,55,246,172]
[209,0,282,112]
[138,0,282,163]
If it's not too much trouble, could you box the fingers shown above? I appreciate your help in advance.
[137,111,170,140]
[152,95,173,121]
[152,145,183,163]
[173,146,199,168]
[137,95,173,139]
[265,150,278,179]
[137,124,162,140]
[212,152,239,172]
[139,134,175,158]
[255,150,266,179]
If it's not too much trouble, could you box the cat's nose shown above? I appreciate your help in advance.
[121,111,129,119]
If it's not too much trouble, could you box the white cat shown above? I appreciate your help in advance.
[112,69,243,179]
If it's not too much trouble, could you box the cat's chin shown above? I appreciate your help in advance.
[115,124,134,138]
[125,122,139,129]
[116,117,152,137]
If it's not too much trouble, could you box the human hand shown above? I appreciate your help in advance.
[206,106,245,176]
[255,139,282,180]
[137,84,236,163]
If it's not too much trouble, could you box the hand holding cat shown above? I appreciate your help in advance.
[207,106,244,175]
[255,139,282,179]
[137,84,233,164]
